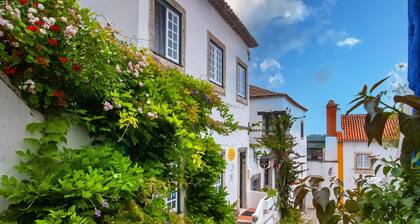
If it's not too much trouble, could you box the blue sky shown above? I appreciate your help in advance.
[227,0,409,135]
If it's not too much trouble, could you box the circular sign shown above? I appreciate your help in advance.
[227,147,236,161]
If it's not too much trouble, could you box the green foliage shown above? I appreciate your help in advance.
[279,209,306,224]
[185,138,236,224]
[0,0,236,222]
[294,79,420,224]
[254,111,304,218]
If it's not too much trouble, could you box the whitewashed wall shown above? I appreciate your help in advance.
[249,96,308,210]
[79,0,252,205]
[306,161,338,208]
[0,77,91,211]
[342,141,399,190]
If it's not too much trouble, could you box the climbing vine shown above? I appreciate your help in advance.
[0,0,236,223]
[254,111,304,218]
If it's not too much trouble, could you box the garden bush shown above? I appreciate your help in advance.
[0,0,236,222]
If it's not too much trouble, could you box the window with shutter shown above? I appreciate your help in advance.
[153,0,181,64]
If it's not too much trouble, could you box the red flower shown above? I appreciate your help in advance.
[27,25,38,32]
[72,64,81,72]
[19,0,28,5]
[59,57,69,63]
[37,57,49,67]
[48,38,59,46]
[50,25,60,32]
[52,90,64,98]
[4,66,16,75]
[34,21,44,26]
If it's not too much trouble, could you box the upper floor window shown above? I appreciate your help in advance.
[209,41,224,86]
[355,154,371,170]
[154,0,181,64]
[237,62,247,98]
[308,148,323,161]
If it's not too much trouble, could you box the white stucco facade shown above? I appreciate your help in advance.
[0,77,91,211]
[79,0,254,207]
[249,91,308,211]
[341,141,398,190]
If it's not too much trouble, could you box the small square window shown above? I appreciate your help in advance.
[355,154,371,170]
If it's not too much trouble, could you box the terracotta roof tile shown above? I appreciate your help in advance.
[339,114,399,142]
[250,85,308,112]
[208,0,258,48]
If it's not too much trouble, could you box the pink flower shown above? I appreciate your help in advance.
[137,107,143,113]
[138,82,144,87]
[28,8,37,14]
[0,31,3,37]
[128,61,133,71]
[64,25,77,38]
[103,101,113,111]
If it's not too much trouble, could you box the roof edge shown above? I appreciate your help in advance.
[250,85,308,112]
[208,0,258,48]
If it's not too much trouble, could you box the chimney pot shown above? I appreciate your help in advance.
[326,100,337,136]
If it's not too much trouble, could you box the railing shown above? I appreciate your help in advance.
[248,191,278,224]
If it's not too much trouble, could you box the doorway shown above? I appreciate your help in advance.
[239,150,247,208]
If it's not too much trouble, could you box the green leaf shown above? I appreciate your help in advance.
[370,76,391,93]
[23,138,41,149]
[346,100,364,116]
[364,111,392,145]
[394,95,420,111]
[383,166,391,175]
[360,84,368,95]
[293,186,309,208]
[26,123,44,134]
[327,214,341,224]
[399,113,420,148]
[344,199,359,213]
[374,164,382,175]
[313,187,330,213]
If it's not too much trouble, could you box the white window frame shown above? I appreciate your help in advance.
[237,64,247,98]
[355,154,371,170]
[209,41,224,86]
[165,191,178,213]
[165,8,180,64]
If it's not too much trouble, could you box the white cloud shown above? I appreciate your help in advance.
[268,73,285,87]
[260,58,281,71]
[336,37,361,47]
[225,0,310,28]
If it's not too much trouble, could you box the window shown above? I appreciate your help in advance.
[209,41,224,86]
[237,63,247,98]
[251,174,261,191]
[154,0,181,64]
[308,148,323,161]
[300,120,304,139]
[166,191,178,213]
[355,154,371,170]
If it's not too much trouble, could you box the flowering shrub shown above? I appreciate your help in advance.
[0,0,236,222]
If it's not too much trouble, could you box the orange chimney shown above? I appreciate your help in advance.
[326,100,337,136]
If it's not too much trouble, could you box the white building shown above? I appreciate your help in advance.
[306,100,399,208]
[79,0,259,217]
[242,85,307,223]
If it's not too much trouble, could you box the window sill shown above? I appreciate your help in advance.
[236,95,248,105]
[152,52,184,71]
[354,169,373,174]
[209,81,226,96]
